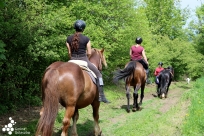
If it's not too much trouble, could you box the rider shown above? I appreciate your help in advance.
[129,37,150,83]
[154,62,164,84]
[66,20,110,103]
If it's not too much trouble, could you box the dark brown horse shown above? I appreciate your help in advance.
[113,61,146,112]
[157,66,174,99]
[35,48,107,136]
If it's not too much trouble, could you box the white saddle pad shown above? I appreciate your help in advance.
[68,60,97,78]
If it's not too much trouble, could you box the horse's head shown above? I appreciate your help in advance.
[166,66,174,78]
[89,48,107,71]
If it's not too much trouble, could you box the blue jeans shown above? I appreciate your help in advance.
[155,76,159,84]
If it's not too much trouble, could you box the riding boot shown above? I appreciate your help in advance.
[97,77,110,103]
[146,69,151,84]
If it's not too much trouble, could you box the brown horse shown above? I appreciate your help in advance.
[35,48,107,136]
[113,61,146,112]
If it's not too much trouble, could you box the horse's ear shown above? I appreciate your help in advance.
[101,48,104,53]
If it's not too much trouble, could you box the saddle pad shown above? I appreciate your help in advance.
[68,60,97,78]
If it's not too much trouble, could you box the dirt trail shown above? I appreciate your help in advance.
[144,83,187,111]
[109,82,191,136]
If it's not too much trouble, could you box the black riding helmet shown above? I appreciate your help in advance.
[135,37,143,44]
[74,20,86,32]
[158,62,163,66]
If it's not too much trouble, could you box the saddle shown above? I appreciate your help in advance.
[68,60,97,84]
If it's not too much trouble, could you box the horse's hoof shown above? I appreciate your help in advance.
[126,109,130,113]
[132,108,136,112]
[136,106,142,111]
[152,94,157,97]
[139,102,142,106]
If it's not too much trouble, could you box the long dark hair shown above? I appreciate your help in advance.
[71,32,80,51]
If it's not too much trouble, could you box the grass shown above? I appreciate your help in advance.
[181,77,204,136]
[4,79,203,136]
[53,81,192,136]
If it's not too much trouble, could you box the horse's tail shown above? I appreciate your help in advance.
[160,74,166,89]
[113,61,136,83]
[159,72,169,93]
[35,68,59,136]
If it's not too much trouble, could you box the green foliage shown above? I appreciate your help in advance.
[0,0,204,114]
[181,77,204,135]
[144,0,186,40]
[0,40,6,66]
[193,4,204,55]
[147,36,204,79]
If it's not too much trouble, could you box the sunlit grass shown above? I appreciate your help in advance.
[181,77,204,136]
[53,81,193,136]
[8,80,201,136]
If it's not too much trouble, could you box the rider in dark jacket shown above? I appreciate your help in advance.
[66,20,110,103]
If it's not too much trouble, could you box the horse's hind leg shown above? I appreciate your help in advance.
[92,101,101,136]
[61,106,75,136]
[166,86,170,98]
[139,83,145,105]
[71,109,79,136]
[126,84,131,113]
[157,84,161,97]
[132,85,140,112]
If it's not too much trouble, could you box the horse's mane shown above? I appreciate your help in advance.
[90,48,107,68]
[91,48,103,56]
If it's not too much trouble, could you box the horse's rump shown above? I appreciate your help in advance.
[42,61,97,107]
[113,61,146,85]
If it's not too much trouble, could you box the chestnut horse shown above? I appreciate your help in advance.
[35,48,107,136]
[113,61,146,112]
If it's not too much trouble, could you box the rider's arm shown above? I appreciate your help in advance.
[142,49,148,65]
[66,42,71,59]
[154,69,157,76]
[87,41,91,59]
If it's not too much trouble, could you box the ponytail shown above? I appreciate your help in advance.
[71,32,80,51]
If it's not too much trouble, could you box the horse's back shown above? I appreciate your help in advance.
[46,61,85,85]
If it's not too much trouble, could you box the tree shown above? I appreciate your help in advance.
[144,0,186,40]
[193,4,204,55]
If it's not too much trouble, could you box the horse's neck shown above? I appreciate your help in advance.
[89,51,100,68]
